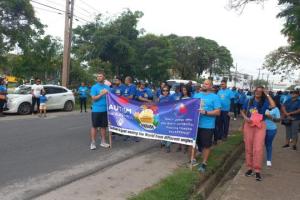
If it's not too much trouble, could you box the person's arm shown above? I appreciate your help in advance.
[264,90,276,108]
[281,104,289,117]
[91,89,108,101]
[199,109,220,116]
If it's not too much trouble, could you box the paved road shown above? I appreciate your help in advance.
[0,112,157,200]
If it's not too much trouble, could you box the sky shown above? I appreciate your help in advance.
[32,0,290,81]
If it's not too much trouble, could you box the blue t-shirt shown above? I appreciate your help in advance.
[40,95,47,103]
[284,99,300,120]
[136,88,153,100]
[78,86,89,98]
[156,88,162,98]
[232,90,239,104]
[242,98,270,119]
[123,84,137,99]
[158,95,173,103]
[0,85,7,93]
[238,92,246,105]
[193,92,221,129]
[90,83,111,112]
[111,84,126,96]
[171,92,182,101]
[265,107,280,130]
[217,88,234,111]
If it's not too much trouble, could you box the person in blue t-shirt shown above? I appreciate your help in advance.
[232,87,239,120]
[216,80,234,144]
[281,90,300,150]
[0,78,7,117]
[136,81,153,103]
[156,82,167,99]
[158,85,174,152]
[111,76,125,96]
[39,90,48,118]
[89,72,111,150]
[264,106,281,167]
[171,85,182,101]
[78,82,89,113]
[193,79,221,173]
[123,76,137,99]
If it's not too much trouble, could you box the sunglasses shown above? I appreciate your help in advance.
[162,90,169,92]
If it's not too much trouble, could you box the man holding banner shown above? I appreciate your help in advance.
[193,80,221,173]
[89,72,111,150]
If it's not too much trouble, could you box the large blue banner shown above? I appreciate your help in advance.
[107,93,200,146]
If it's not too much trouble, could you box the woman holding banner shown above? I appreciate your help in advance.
[158,85,173,152]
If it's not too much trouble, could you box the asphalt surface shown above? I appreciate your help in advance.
[0,112,157,200]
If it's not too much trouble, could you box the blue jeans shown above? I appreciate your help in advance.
[215,111,230,141]
[265,129,277,161]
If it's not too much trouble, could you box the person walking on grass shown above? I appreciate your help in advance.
[90,72,111,150]
[193,79,221,173]
[39,90,47,118]
[281,90,300,151]
[241,86,276,181]
[264,106,281,167]
[78,82,89,113]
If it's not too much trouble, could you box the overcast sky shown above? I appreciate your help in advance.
[32,0,289,80]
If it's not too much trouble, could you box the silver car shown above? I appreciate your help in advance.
[5,85,75,115]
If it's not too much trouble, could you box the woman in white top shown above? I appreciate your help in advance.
[31,78,44,114]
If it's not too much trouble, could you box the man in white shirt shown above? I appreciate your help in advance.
[31,78,44,114]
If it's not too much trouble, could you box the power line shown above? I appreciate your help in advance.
[77,0,99,13]
[34,6,64,15]
[31,0,89,23]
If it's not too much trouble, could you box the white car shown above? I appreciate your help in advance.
[4,85,75,115]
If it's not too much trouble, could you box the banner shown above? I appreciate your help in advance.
[107,93,200,146]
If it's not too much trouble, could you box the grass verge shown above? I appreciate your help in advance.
[129,131,243,200]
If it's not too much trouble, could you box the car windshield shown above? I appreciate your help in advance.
[13,86,31,94]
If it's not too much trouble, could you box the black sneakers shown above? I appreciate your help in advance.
[245,170,253,177]
[292,145,297,150]
[255,173,262,181]
[282,144,290,148]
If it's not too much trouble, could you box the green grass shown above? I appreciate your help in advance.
[129,132,243,200]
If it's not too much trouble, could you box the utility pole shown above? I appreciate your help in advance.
[257,68,262,80]
[62,0,74,87]
[234,63,237,87]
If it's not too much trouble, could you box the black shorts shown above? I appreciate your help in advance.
[91,112,108,128]
[196,128,214,149]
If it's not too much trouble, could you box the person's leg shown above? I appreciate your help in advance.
[90,127,97,142]
[265,129,277,162]
[284,125,292,146]
[198,128,213,172]
[291,121,299,148]
[223,111,230,139]
[31,97,36,113]
[243,123,254,170]
[80,98,83,112]
[0,101,4,116]
[215,115,222,142]
[253,124,266,173]
[233,104,238,119]
[100,127,107,144]
[36,98,40,113]
[39,107,42,117]
[44,107,47,117]
[83,98,87,112]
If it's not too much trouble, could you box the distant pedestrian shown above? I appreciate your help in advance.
[39,90,48,118]
[216,80,234,144]
[31,78,44,114]
[241,86,276,181]
[0,78,7,117]
[78,82,89,113]
[111,76,125,96]
[89,72,111,150]
[281,90,300,150]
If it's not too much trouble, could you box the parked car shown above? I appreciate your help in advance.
[4,85,75,115]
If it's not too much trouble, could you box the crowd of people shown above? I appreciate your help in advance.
[87,72,300,182]
[1,73,299,182]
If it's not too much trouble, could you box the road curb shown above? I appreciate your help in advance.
[192,142,244,199]
[25,143,158,200]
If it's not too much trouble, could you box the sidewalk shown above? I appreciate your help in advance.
[220,124,300,200]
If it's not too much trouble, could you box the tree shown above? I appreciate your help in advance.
[0,0,43,56]
[263,46,300,78]
[133,34,175,84]
[253,79,269,87]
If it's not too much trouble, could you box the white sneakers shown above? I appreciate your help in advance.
[266,161,272,167]
[100,142,110,148]
[90,142,96,150]
[90,142,110,150]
